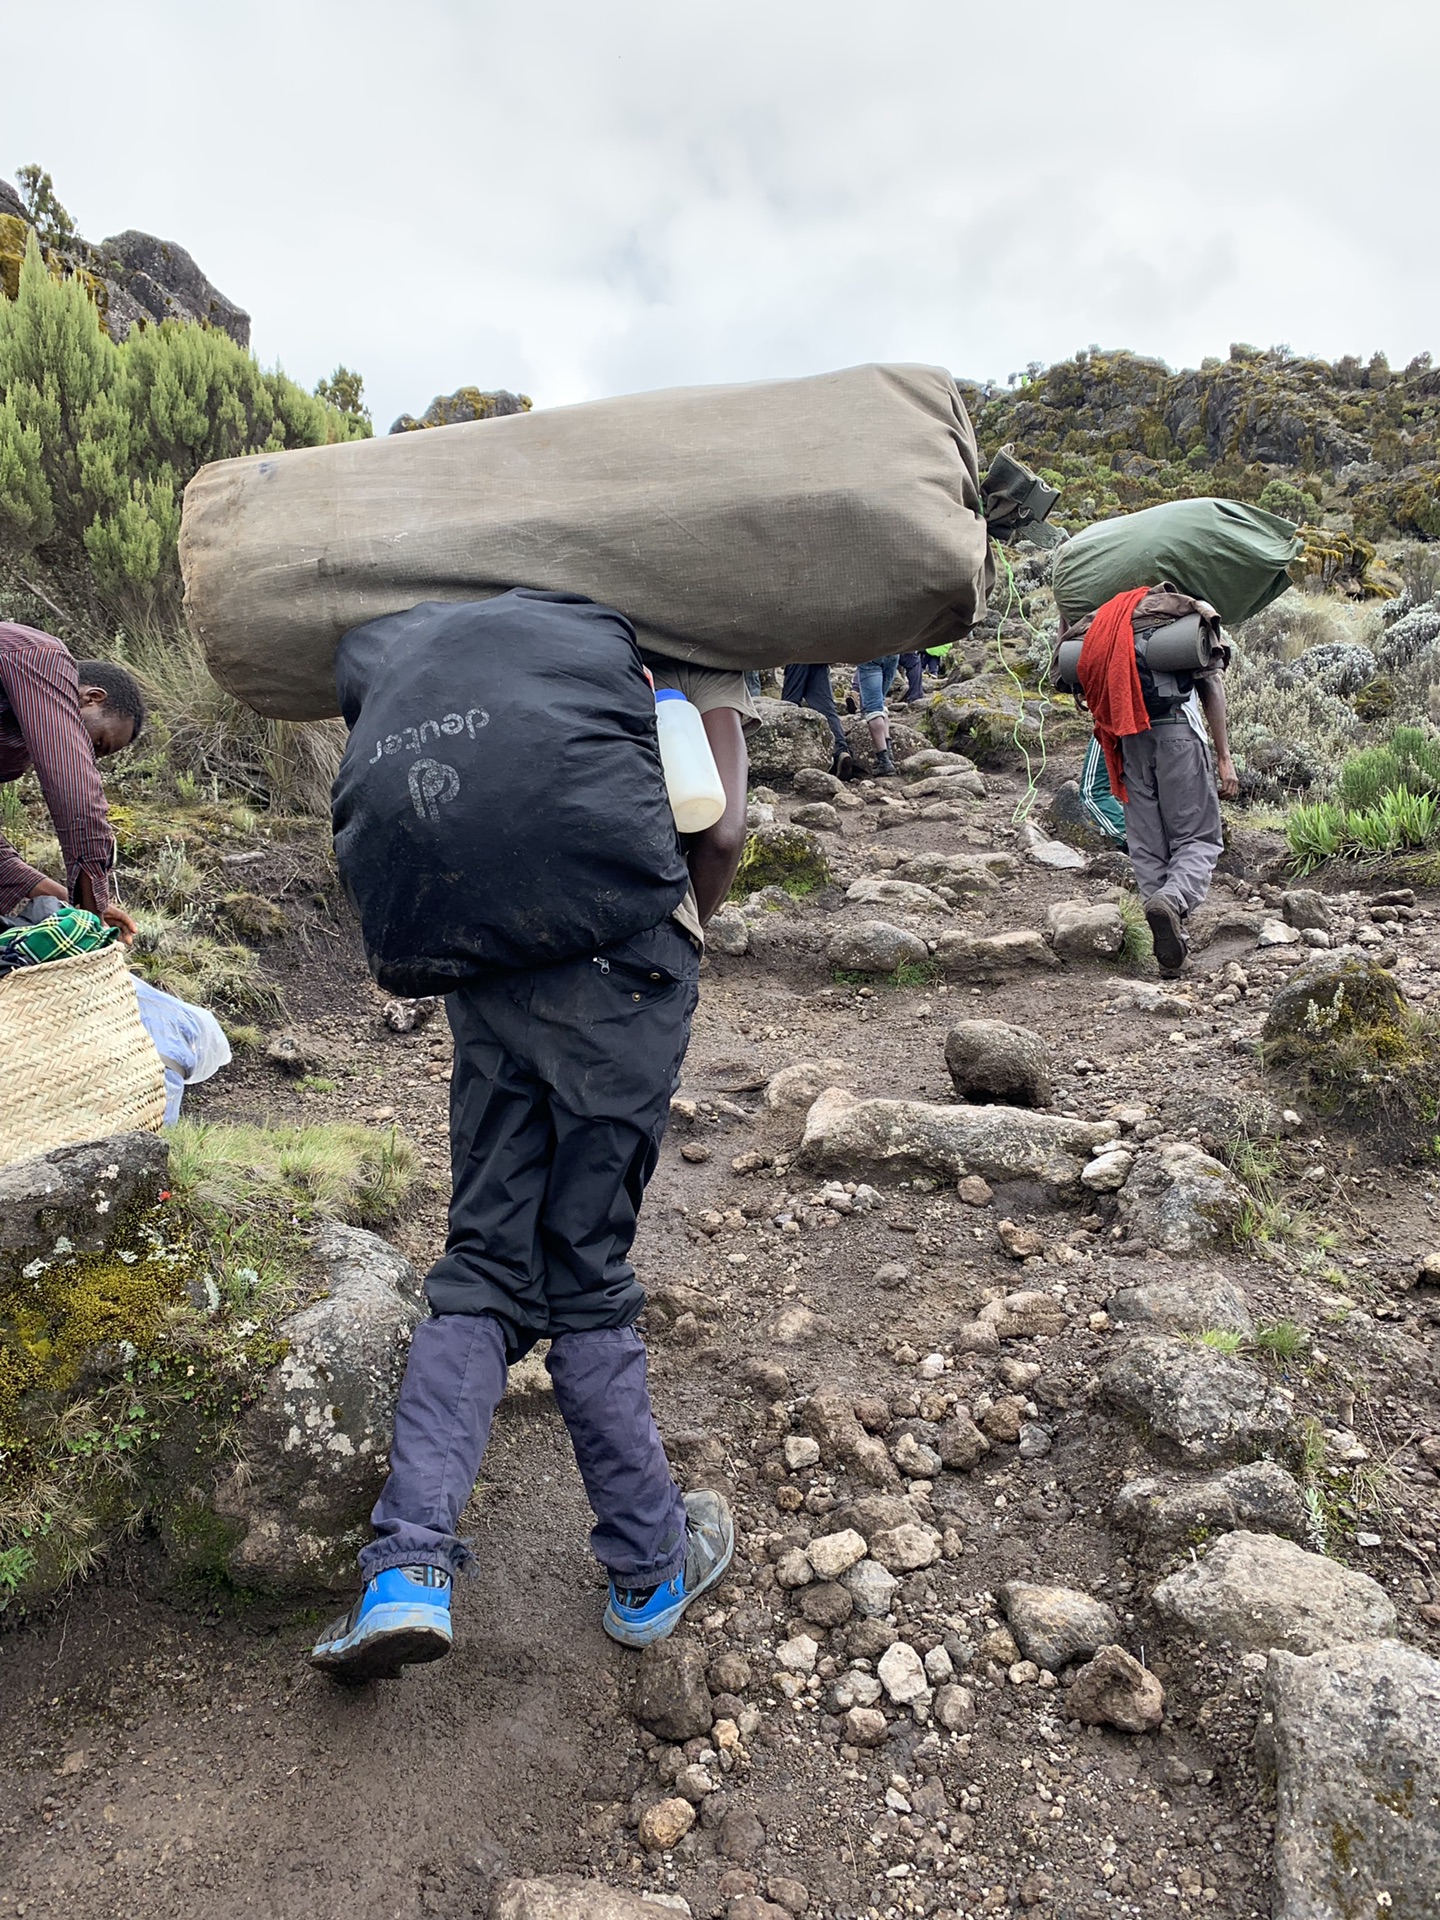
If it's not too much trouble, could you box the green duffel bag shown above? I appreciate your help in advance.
[1052,498,1303,627]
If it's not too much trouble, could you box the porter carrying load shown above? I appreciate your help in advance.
[1051,498,1302,629]
[180,363,996,722]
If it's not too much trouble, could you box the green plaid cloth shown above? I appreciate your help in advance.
[0,903,118,972]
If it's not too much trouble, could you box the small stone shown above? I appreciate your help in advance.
[877,1640,931,1705]
[798,1581,854,1628]
[634,1643,714,1740]
[1080,1148,1133,1193]
[977,1626,1021,1666]
[951,1319,1001,1356]
[933,1683,976,1732]
[844,1706,890,1747]
[717,1807,767,1865]
[709,1653,751,1695]
[957,1175,994,1207]
[868,1524,939,1573]
[766,1877,810,1915]
[997,1219,1046,1260]
[937,1414,989,1470]
[873,1261,910,1290]
[1067,1645,1165,1733]
[1017,1421,1052,1460]
[774,1549,813,1590]
[980,1397,1025,1443]
[1258,919,1302,948]
[680,1143,712,1164]
[783,1435,821,1472]
[1045,898,1124,958]
[1008,1660,1040,1685]
[843,1558,900,1618]
[742,1358,790,1398]
[891,1432,943,1478]
[777,1633,819,1674]
[924,1645,954,1684]
[675,1763,717,1804]
[1000,1581,1120,1671]
[639,1797,697,1851]
[806,1529,867,1579]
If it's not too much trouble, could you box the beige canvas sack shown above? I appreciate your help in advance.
[180,362,992,721]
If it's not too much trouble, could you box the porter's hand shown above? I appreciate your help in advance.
[1216,755,1239,801]
[101,905,138,946]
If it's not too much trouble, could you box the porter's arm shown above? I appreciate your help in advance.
[1196,674,1239,800]
[687,707,749,924]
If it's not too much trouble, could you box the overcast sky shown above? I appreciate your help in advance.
[9,0,1437,434]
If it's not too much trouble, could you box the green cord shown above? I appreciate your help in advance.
[990,543,1052,826]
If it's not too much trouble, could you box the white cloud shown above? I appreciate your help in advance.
[8,0,1437,433]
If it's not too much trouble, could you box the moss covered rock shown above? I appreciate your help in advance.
[732,824,832,898]
[1262,955,1440,1150]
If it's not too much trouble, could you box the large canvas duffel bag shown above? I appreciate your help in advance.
[180,363,993,721]
[1052,498,1302,628]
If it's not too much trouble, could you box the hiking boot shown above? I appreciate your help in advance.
[602,1490,735,1648]
[309,1565,453,1683]
[1144,894,1189,976]
[831,746,855,782]
[873,748,896,777]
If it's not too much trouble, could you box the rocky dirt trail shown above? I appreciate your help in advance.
[3,704,1440,1920]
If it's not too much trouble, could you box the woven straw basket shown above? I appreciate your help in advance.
[0,944,166,1168]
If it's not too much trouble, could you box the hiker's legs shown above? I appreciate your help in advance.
[857,655,900,757]
[361,1312,508,1579]
[1120,733,1170,899]
[546,1328,687,1586]
[1153,727,1225,913]
[899,652,924,703]
[528,920,699,1579]
[783,663,849,756]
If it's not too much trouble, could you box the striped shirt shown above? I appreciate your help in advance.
[0,624,114,915]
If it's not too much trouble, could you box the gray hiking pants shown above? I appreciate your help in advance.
[1120,721,1224,914]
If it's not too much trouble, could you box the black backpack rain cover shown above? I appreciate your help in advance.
[332,590,691,995]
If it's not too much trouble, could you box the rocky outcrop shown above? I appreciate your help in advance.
[389,387,532,434]
[798,1089,1118,1188]
[1262,1639,1440,1920]
[1101,1337,1292,1465]
[169,1224,421,1593]
[1152,1531,1397,1655]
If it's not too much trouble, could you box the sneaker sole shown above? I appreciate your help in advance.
[309,1605,453,1683]
[601,1528,736,1649]
[1144,900,1187,974]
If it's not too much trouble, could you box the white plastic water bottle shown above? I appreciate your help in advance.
[654,690,726,833]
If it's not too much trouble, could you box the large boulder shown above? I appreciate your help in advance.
[1116,1460,1308,1544]
[944,1019,1051,1108]
[1100,1336,1292,1465]
[934,929,1060,976]
[1116,1142,1248,1253]
[1045,898,1124,959]
[828,921,929,974]
[735,823,832,896]
[1263,1639,1440,1920]
[798,1089,1117,1188]
[926,678,1033,760]
[1152,1532,1397,1655]
[494,1878,695,1920]
[1108,1274,1254,1335]
[744,698,836,784]
[179,1224,423,1592]
[0,1133,170,1266]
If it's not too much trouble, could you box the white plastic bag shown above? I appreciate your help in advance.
[132,976,233,1124]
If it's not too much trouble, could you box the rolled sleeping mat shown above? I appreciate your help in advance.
[1053,638,1085,692]
[1138,612,1221,673]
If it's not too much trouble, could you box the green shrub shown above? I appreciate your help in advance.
[1338,745,1405,812]
[0,231,368,623]
[1258,478,1318,523]
[1286,800,1345,873]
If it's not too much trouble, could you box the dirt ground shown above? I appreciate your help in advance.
[3,742,1439,1920]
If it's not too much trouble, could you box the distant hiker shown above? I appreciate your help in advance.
[855,652,900,775]
[899,651,925,705]
[310,591,751,1682]
[0,624,142,942]
[1070,587,1237,975]
[781,662,853,779]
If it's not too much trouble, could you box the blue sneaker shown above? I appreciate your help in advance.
[603,1490,735,1648]
[309,1565,453,1682]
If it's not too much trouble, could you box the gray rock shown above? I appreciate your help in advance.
[877,1639,930,1704]
[934,929,1060,976]
[632,1641,714,1740]
[1026,831,1089,872]
[1116,1460,1308,1544]
[764,1059,849,1111]
[1152,1531,1397,1655]
[868,1523,938,1572]
[793,765,842,800]
[1108,1275,1255,1336]
[1100,1336,1292,1465]
[1116,1142,1248,1253]
[932,1682,976,1731]
[792,802,841,832]
[1263,1639,1440,1920]
[943,1019,1052,1108]
[1044,779,1122,853]
[843,1558,901,1618]
[1045,899,1124,957]
[0,1132,169,1265]
[894,851,1007,893]
[196,1224,422,1591]
[937,1413,990,1470]
[1080,1148,1133,1192]
[743,698,835,783]
[706,908,751,956]
[827,921,929,974]
[1281,889,1333,934]
[798,1089,1118,1189]
[1066,1645,1165,1733]
[1000,1581,1118,1671]
[844,1705,890,1746]
[899,748,977,776]
[95,228,251,347]
[845,877,951,914]
[493,1878,692,1920]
